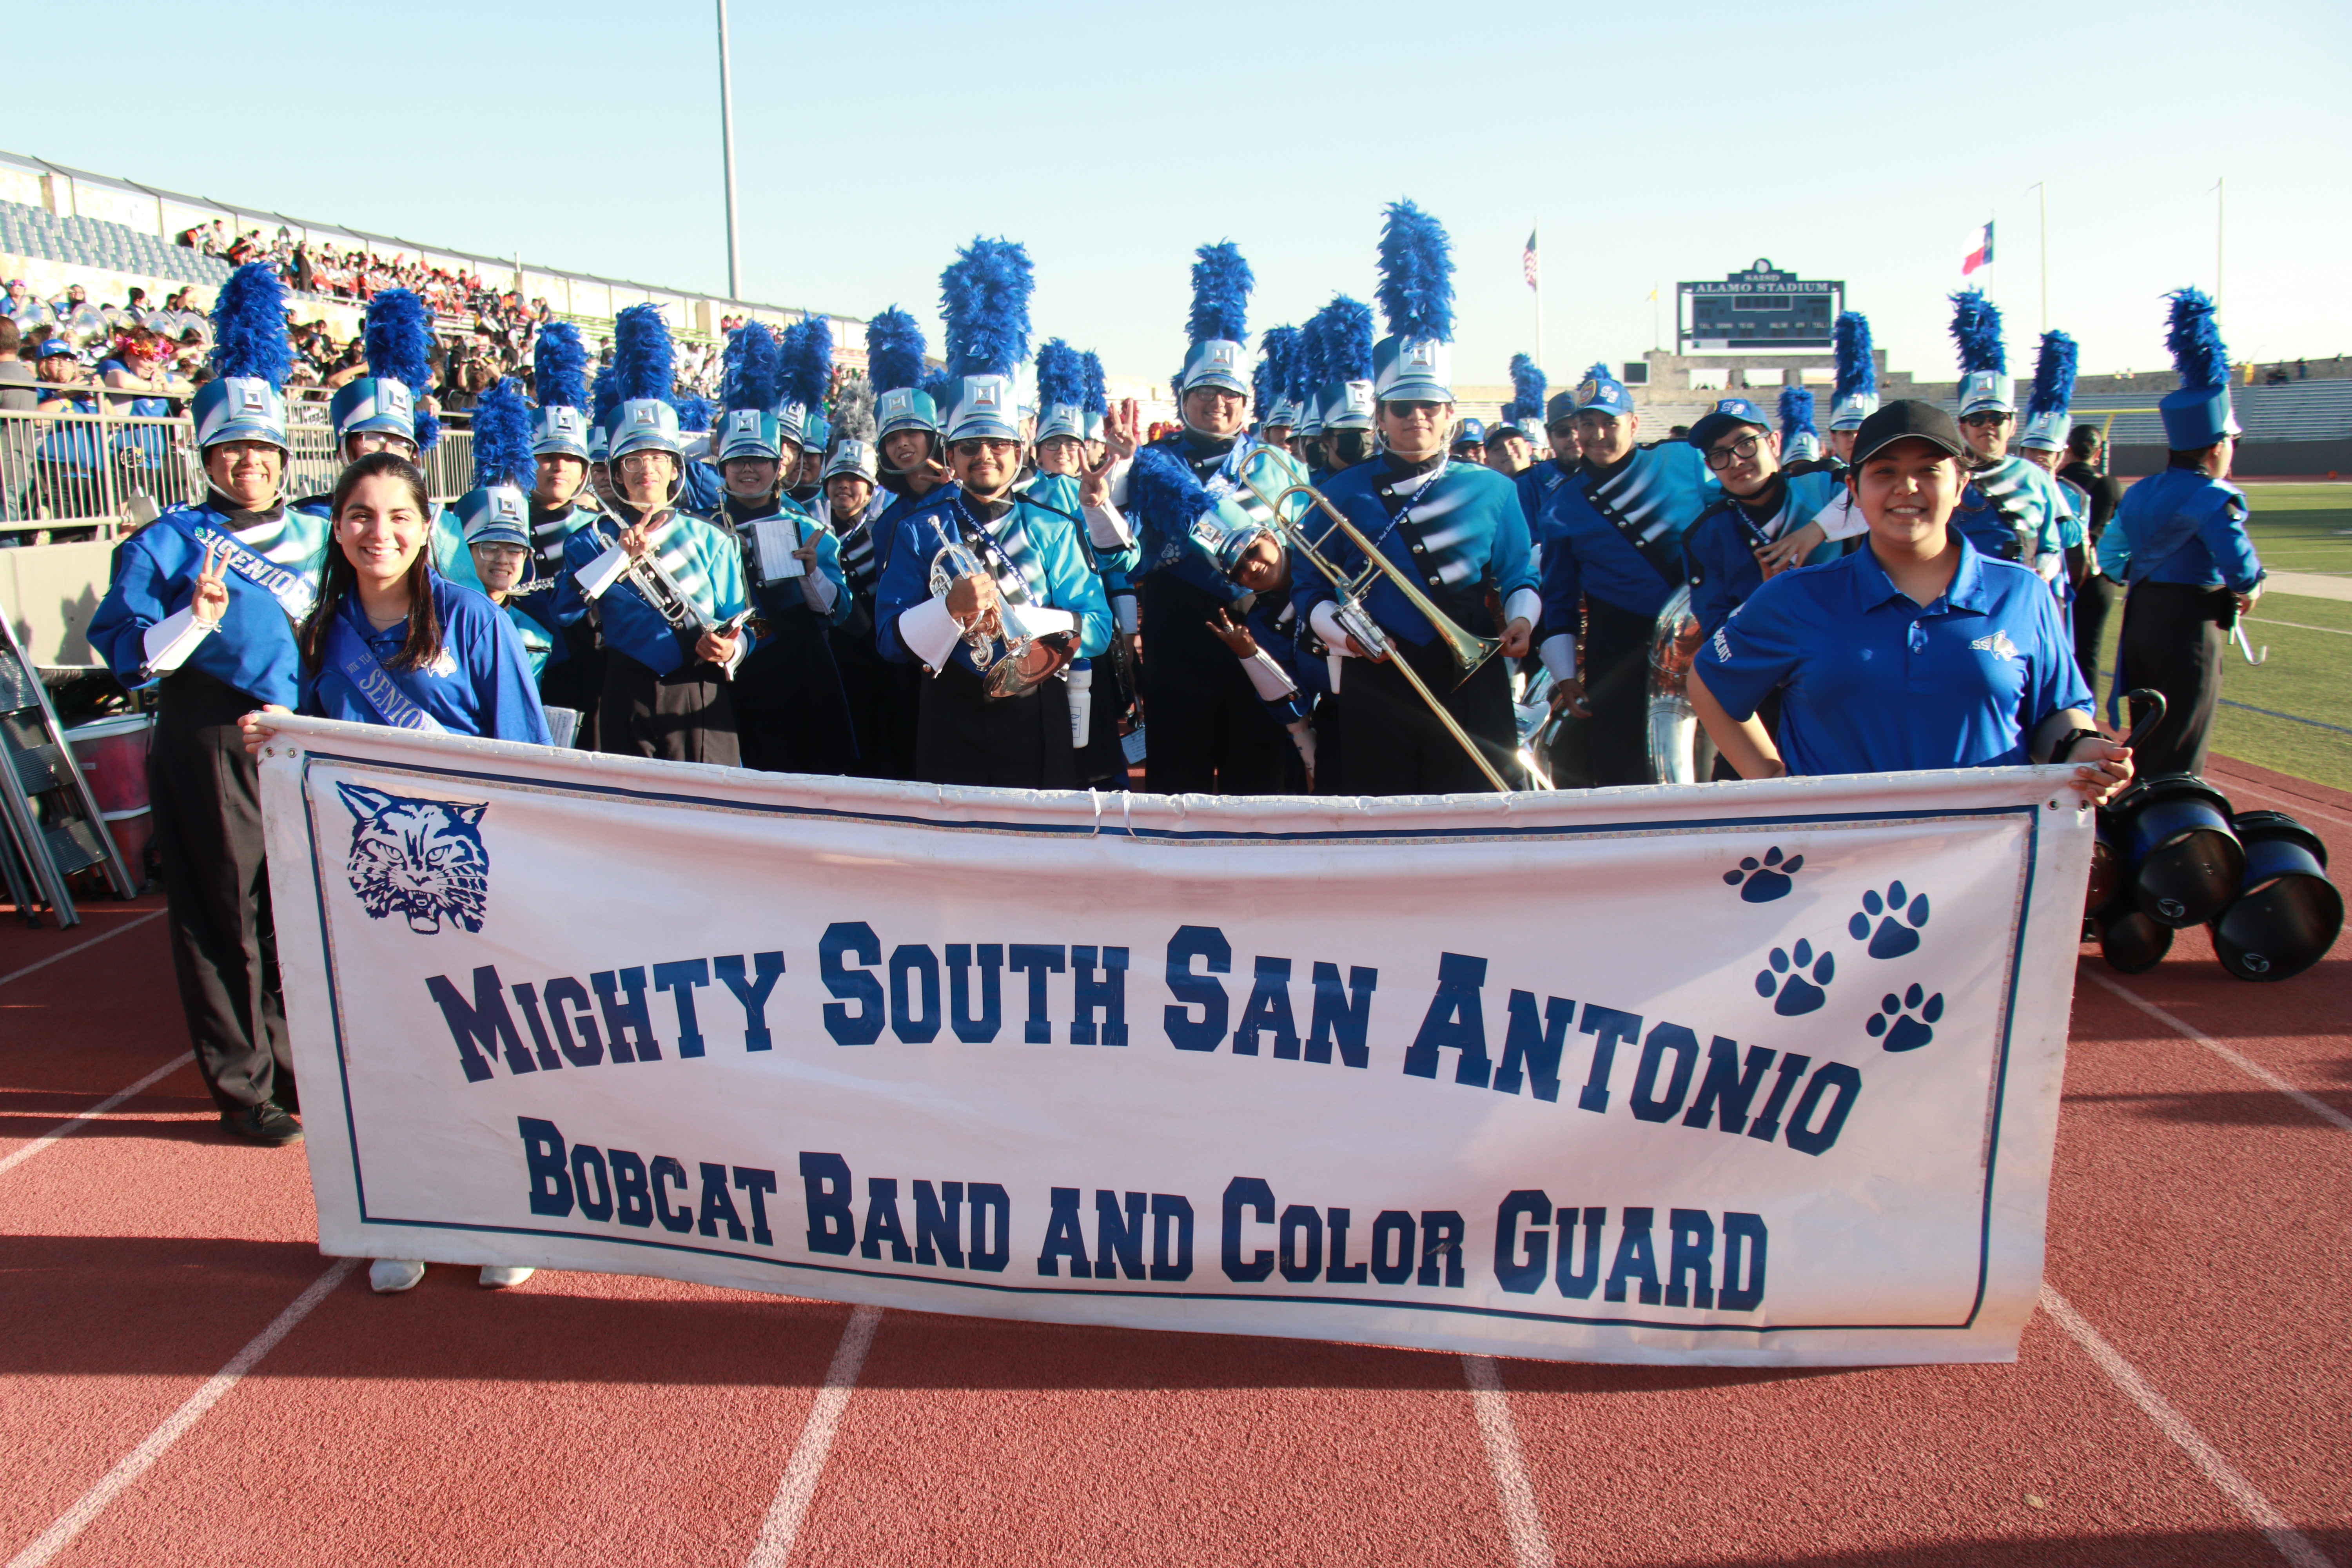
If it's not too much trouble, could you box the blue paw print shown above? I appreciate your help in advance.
[1755,940,1835,1016]
[1868,984,1945,1051]
[1850,882,1931,959]
[1724,846,1805,904]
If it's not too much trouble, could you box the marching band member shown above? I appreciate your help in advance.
[864,306,951,554]
[520,324,607,741]
[1776,385,1828,471]
[1486,355,1545,478]
[1303,296,1378,491]
[1119,242,1304,795]
[561,306,750,765]
[2014,331,2090,588]
[826,430,922,781]
[1688,400,2131,806]
[714,321,857,775]
[1253,325,1301,457]
[1449,417,1487,465]
[1535,361,1714,788]
[2060,422,2124,690]
[875,238,1110,789]
[1944,291,2073,590]
[2098,289,2264,778]
[1759,310,1876,569]
[1027,338,1139,789]
[1514,387,1581,544]
[1299,201,1538,795]
[88,264,328,1147]
[448,379,564,695]
[320,289,440,473]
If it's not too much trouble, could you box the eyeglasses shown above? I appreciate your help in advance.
[1959,412,2013,428]
[617,452,673,470]
[1704,433,1766,470]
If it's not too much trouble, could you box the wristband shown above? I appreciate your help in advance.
[2051,728,2103,764]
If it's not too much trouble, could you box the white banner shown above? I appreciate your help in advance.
[260,717,2091,1367]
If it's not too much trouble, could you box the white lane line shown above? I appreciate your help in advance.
[0,910,165,989]
[744,1304,883,1568]
[0,1052,196,1181]
[2041,1287,2336,1568]
[5,1256,358,1568]
[2203,774,2352,832]
[2081,969,2352,1134]
[1462,1354,1557,1568]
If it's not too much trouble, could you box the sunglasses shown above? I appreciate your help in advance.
[1959,412,2013,428]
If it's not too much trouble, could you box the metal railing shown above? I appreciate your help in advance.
[0,406,472,537]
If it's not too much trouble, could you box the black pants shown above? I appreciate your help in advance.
[2073,570,2116,695]
[2117,581,2228,778]
[833,605,924,782]
[734,607,857,776]
[1140,575,1288,797]
[1548,596,1653,789]
[1341,636,1517,796]
[149,669,292,1116]
[915,659,1076,790]
[600,643,741,767]
[539,622,604,752]
[1073,654,1133,791]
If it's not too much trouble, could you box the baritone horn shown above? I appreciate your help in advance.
[1234,448,1515,793]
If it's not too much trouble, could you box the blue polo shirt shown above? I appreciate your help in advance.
[1695,535,2091,777]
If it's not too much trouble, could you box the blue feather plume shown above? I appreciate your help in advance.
[470,377,536,492]
[674,395,715,433]
[1777,385,1818,443]
[2165,289,2229,391]
[1948,290,2005,374]
[1255,325,1299,418]
[1129,444,1218,530]
[780,317,834,412]
[364,288,439,449]
[1034,339,1084,411]
[612,303,676,405]
[1376,200,1453,343]
[920,365,956,410]
[1508,354,1546,423]
[1293,312,1329,403]
[589,358,620,432]
[2027,330,2078,417]
[208,262,292,389]
[1187,241,1252,347]
[1323,296,1375,382]
[865,307,929,396]
[1080,350,1107,416]
[720,321,781,412]
[1833,312,1876,400]
[534,322,588,411]
[940,238,1033,379]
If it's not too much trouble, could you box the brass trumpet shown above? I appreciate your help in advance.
[1232,448,1514,793]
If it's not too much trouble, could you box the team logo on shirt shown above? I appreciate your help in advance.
[1969,631,2020,661]
[1712,628,1733,662]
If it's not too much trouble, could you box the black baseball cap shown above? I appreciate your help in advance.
[1544,390,1579,429]
[1850,398,1967,465]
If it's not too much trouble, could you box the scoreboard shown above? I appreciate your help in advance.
[1679,260,1841,352]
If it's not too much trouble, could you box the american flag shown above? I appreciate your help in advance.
[1522,229,1539,291]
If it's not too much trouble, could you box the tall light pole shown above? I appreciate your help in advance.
[715,0,742,302]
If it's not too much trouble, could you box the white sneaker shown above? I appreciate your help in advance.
[477,1266,535,1290]
[369,1259,426,1294]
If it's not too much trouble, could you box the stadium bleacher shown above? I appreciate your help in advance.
[0,198,231,289]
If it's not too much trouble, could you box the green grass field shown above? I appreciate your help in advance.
[2094,482,2352,791]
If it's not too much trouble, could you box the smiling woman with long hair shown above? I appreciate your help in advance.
[241,451,549,746]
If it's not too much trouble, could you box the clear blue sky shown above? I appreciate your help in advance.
[6,0,2347,386]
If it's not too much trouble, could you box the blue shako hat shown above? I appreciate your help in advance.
[1777,385,1821,462]
[1498,354,1546,435]
[531,322,591,459]
[866,306,940,443]
[717,320,784,463]
[453,377,535,549]
[1290,311,1328,438]
[1178,241,1252,397]
[1255,324,1301,430]
[776,317,833,450]
[2159,289,2239,449]
[192,262,292,451]
[1572,360,1635,419]
[606,303,683,463]
[1372,200,1454,403]
[1313,294,1377,432]
[1033,338,1087,445]
[2018,331,2079,452]
[1830,311,1878,430]
[939,237,1033,443]
[1949,290,2012,416]
[332,289,438,451]
[821,439,878,486]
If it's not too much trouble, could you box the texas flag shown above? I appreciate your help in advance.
[1962,220,1995,276]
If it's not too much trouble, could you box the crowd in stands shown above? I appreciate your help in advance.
[176,218,545,332]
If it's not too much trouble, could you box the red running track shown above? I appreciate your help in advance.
[0,763,2344,1567]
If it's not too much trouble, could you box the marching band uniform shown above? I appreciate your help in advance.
[1808,312,1880,544]
[826,437,924,780]
[87,264,327,1145]
[1514,389,1581,545]
[446,379,564,691]
[298,289,440,524]
[2098,289,2264,778]
[519,326,606,739]
[561,310,750,766]
[1776,385,1831,473]
[1299,204,1540,796]
[2060,437,2124,691]
[1946,292,2073,590]
[1535,366,1715,787]
[1681,398,1843,640]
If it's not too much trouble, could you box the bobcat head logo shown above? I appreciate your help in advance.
[337,782,488,935]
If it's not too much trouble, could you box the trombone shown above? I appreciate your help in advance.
[1233,448,1517,793]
